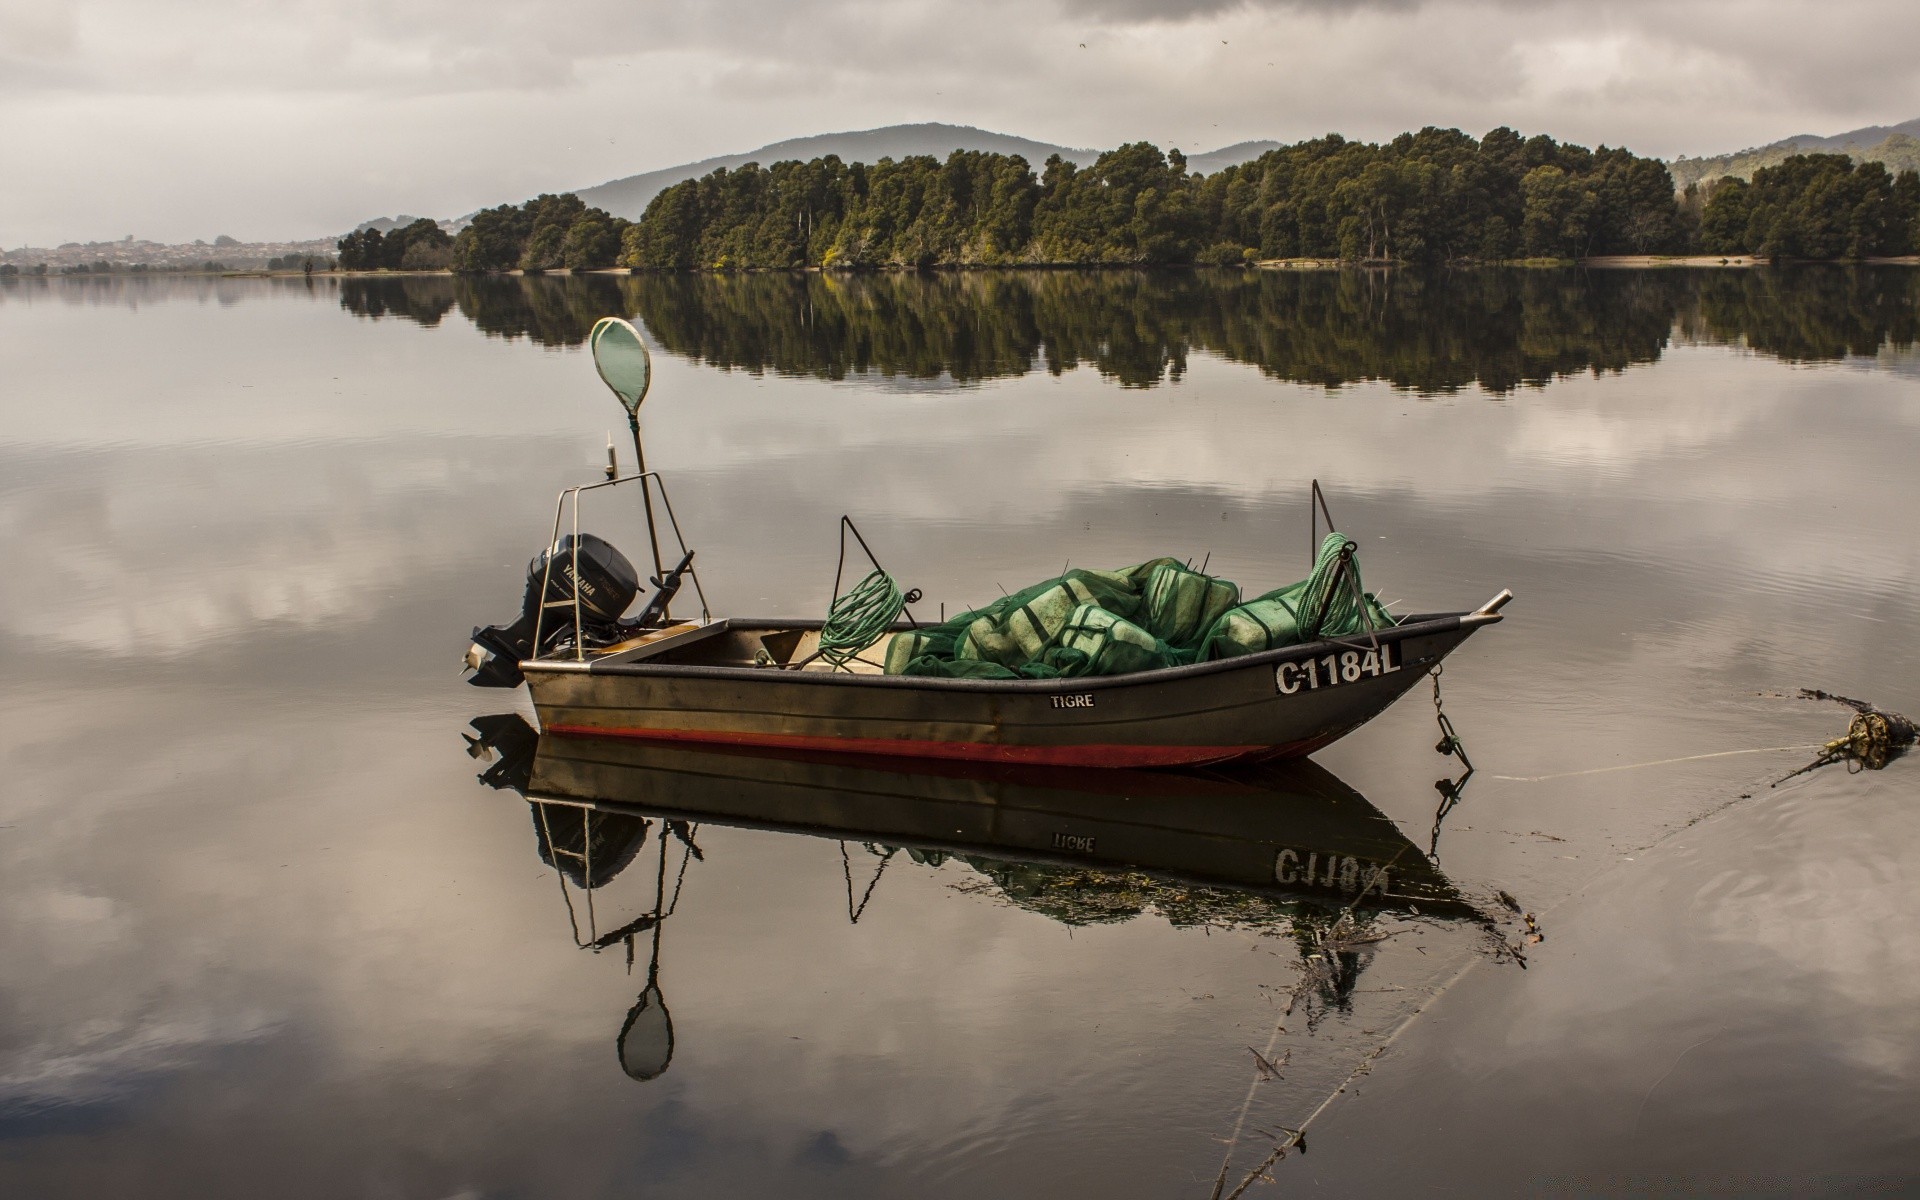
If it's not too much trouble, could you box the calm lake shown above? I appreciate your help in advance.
[2,267,1917,1196]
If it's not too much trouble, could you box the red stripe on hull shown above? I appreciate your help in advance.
[543,723,1286,768]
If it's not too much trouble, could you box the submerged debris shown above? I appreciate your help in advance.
[1775,690,1917,784]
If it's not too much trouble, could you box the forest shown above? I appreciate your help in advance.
[614,130,1699,268]
[389,130,1920,273]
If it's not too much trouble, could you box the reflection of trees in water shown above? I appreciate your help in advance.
[913,847,1387,937]
[335,267,1920,392]
[927,850,1393,1016]
[454,274,629,346]
[622,269,1671,391]
[951,857,1311,930]
[338,273,624,346]
[339,275,456,327]
[1681,267,1920,361]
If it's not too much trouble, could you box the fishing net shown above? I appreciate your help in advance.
[886,536,1392,680]
[1141,561,1242,645]
[1204,534,1395,661]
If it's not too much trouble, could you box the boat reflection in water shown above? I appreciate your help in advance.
[463,715,1483,1082]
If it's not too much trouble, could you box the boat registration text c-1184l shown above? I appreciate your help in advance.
[1274,643,1401,694]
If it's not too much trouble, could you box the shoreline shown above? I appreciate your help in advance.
[14,255,1920,282]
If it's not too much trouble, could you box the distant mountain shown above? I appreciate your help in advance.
[352,214,434,234]
[569,123,1280,220]
[1670,118,1920,190]
[1186,140,1284,175]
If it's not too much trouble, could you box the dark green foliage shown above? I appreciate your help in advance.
[562,211,622,270]
[1897,170,1920,254]
[432,131,1920,271]
[1028,144,1201,263]
[390,218,452,269]
[336,227,384,270]
[452,205,532,272]
[338,218,452,270]
[448,194,630,273]
[1698,154,1917,258]
[619,129,1692,268]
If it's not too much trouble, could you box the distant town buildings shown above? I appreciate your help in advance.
[0,235,340,273]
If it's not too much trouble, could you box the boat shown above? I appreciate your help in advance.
[463,318,1511,768]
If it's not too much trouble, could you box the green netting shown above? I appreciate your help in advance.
[887,539,1392,680]
[1140,561,1241,645]
[1203,533,1395,661]
[1047,603,1173,677]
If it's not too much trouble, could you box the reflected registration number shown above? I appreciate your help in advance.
[1275,642,1400,694]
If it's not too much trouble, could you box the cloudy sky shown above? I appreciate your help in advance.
[4,0,1917,246]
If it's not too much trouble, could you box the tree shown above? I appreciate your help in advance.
[453,206,531,272]
[337,227,385,270]
[1894,170,1920,256]
[1698,178,1751,253]
[561,211,623,270]
[385,217,451,269]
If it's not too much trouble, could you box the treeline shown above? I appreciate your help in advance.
[626,137,1920,268]
[335,266,1920,391]
[355,132,1920,274]
[338,218,454,270]
[449,195,629,273]
[619,130,1699,268]
[1697,153,1920,259]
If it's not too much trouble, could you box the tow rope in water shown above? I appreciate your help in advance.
[818,568,905,672]
[1491,745,1823,783]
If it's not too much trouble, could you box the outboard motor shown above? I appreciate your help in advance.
[465,534,640,688]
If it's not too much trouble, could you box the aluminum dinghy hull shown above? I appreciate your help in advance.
[523,607,1501,769]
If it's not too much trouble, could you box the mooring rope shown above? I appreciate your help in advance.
[1490,745,1823,783]
[818,568,904,671]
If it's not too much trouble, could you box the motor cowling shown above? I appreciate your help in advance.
[465,534,640,687]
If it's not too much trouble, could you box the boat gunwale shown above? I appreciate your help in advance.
[522,610,1488,693]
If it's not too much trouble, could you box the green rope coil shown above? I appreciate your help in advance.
[820,569,905,671]
[1298,532,1362,640]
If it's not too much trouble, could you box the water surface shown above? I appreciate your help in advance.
[2,267,1917,1195]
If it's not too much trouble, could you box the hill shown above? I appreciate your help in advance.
[569,124,1282,220]
[1186,140,1285,175]
[1670,118,1920,190]
[573,124,1089,219]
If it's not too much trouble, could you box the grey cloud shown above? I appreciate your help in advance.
[1055,0,1417,19]
[4,0,1919,244]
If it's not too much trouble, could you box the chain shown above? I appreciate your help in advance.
[1428,662,1473,860]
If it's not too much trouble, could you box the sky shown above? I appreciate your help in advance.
[3,0,1917,247]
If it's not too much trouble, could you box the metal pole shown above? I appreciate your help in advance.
[628,413,667,596]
